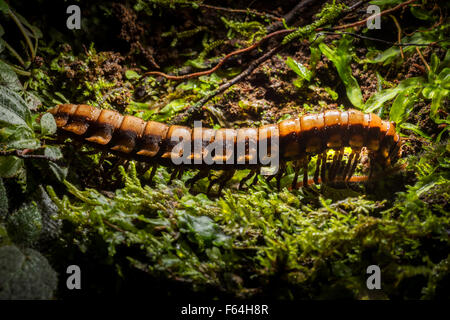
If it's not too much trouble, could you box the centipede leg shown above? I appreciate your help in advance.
[275,162,286,190]
[239,168,257,190]
[327,149,340,182]
[302,156,309,188]
[290,161,300,190]
[186,169,209,188]
[217,169,236,195]
[320,151,328,184]
[148,164,158,183]
[265,162,285,190]
[177,167,185,179]
[334,148,346,181]
[342,151,356,181]
[346,150,361,181]
[313,153,323,185]
[98,151,108,171]
[169,167,181,184]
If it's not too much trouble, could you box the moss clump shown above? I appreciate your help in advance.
[0,245,57,300]
[6,202,42,247]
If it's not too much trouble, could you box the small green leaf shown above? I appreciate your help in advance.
[286,57,312,81]
[390,87,418,124]
[40,113,57,136]
[319,38,363,108]
[410,7,433,21]
[369,0,402,5]
[0,156,24,178]
[0,86,32,127]
[125,70,141,80]
[0,0,9,13]
[364,77,423,113]
[152,99,188,122]
[0,61,22,90]
[400,123,431,140]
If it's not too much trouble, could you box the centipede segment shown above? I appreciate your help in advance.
[49,104,402,194]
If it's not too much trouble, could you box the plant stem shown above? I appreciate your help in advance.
[8,9,35,61]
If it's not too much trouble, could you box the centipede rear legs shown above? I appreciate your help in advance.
[265,161,286,190]
[239,168,258,190]
[186,169,210,190]
[207,169,236,196]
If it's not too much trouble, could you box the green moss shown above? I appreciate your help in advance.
[6,202,42,247]
[0,245,58,300]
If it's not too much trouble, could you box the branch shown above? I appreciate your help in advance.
[0,149,60,162]
[142,29,291,81]
[171,45,283,123]
[317,0,418,31]
[143,0,326,81]
[316,30,445,47]
[199,4,282,21]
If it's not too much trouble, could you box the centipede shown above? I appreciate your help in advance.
[48,104,402,194]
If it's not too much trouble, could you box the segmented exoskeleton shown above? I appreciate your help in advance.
[49,104,402,194]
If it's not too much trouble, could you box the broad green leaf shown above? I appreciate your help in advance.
[429,89,449,124]
[389,87,418,124]
[430,53,440,75]
[6,138,40,150]
[0,86,32,127]
[44,146,63,160]
[0,61,22,91]
[367,32,439,65]
[410,7,433,21]
[40,113,57,136]
[400,123,431,140]
[177,211,230,248]
[364,77,423,113]
[286,57,312,81]
[0,156,24,178]
[152,99,188,122]
[0,0,9,13]
[48,162,68,182]
[319,38,363,108]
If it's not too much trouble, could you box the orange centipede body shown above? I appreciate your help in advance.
[49,104,402,194]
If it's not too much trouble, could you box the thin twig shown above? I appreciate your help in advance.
[0,149,59,162]
[143,29,291,81]
[8,9,35,60]
[172,45,283,123]
[266,0,326,33]
[390,15,404,59]
[199,3,282,21]
[316,30,444,47]
[415,47,430,72]
[316,0,418,31]
[2,41,26,67]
